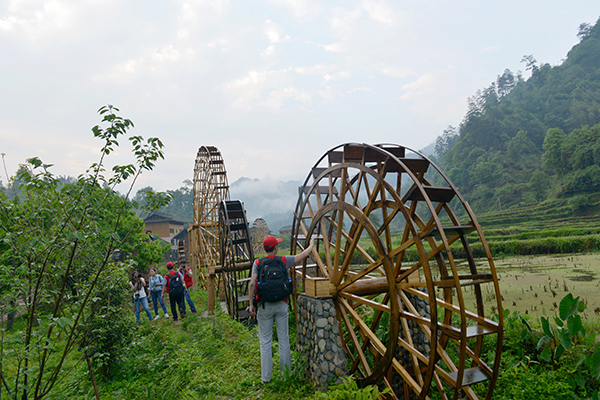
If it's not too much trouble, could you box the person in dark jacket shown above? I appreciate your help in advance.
[163,262,186,322]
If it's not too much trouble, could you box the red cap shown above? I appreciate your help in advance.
[263,235,283,249]
[166,262,174,269]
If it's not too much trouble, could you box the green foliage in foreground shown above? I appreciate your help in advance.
[0,105,172,400]
[3,287,600,399]
[497,293,600,400]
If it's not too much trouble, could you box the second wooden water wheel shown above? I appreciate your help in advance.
[189,146,230,288]
[291,143,503,400]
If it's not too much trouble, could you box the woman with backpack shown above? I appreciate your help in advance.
[130,270,153,324]
[148,267,169,320]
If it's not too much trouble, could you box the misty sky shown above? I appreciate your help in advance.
[1,1,599,196]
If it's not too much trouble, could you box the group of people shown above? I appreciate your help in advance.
[129,235,315,386]
[129,261,197,324]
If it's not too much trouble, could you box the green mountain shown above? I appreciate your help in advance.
[436,17,600,214]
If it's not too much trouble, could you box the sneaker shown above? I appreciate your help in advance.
[191,311,197,314]
[164,314,170,318]
[153,315,160,321]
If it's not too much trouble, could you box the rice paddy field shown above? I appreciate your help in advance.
[454,252,600,321]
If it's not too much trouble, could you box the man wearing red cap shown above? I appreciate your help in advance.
[249,235,314,384]
[163,262,186,322]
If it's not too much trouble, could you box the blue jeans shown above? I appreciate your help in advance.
[182,288,197,313]
[257,301,291,383]
[134,296,153,323]
[150,290,168,317]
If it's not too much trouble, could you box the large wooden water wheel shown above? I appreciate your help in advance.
[251,218,270,255]
[189,146,230,289]
[291,143,503,400]
[219,200,254,322]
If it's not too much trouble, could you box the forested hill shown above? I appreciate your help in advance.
[435,17,600,214]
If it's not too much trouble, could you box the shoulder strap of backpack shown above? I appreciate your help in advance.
[257,257,265,282]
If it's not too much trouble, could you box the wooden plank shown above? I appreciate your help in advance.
[295,210,313,219]
[423,225,476,238]
[404,185,455,203]
[237,309,251,320]
[214,260,253,273]
[446,366,490,388]
[344,144,364,161]
[328,151,343,163]
[364,147,387,162]
[379,146,405,158]
[228,222,247,231]
[301,185,339,195]
[433,276,494,288]
[237,295,250,303]
[399,158,430,174]
[232,238,250,246]
[312,167,342,178]
[296,234,323,241]
[466,324,497,337]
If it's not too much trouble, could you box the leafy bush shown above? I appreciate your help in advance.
[568,194,593,214]
[84,263,136,379]
[312,376,390,400]
[500,293,600,399]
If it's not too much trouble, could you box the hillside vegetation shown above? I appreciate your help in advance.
[434,17,600,214]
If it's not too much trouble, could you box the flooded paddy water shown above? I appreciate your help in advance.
[458,253,600,321]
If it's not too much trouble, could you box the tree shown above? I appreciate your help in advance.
[521,54,539,76]
[507,130,539,168]
[435,126,458,160]
[0,105,171,399]
[577,22,593,42]
[496,69,516,99]
[542,128,567,176]
[528,170,548,203]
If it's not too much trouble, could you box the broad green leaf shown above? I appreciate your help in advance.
[587,333,597,348]
[540,348,552,362]
[521,316,532,332]
[73,231,86,241]
[541,316,553,338]
[559,293,579,320]
[537,335,550,350]
[567,314,583,337]
[554,344,565,359]
[588,349,600,379]
[558,328,572,350]
[554,317,564,327]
